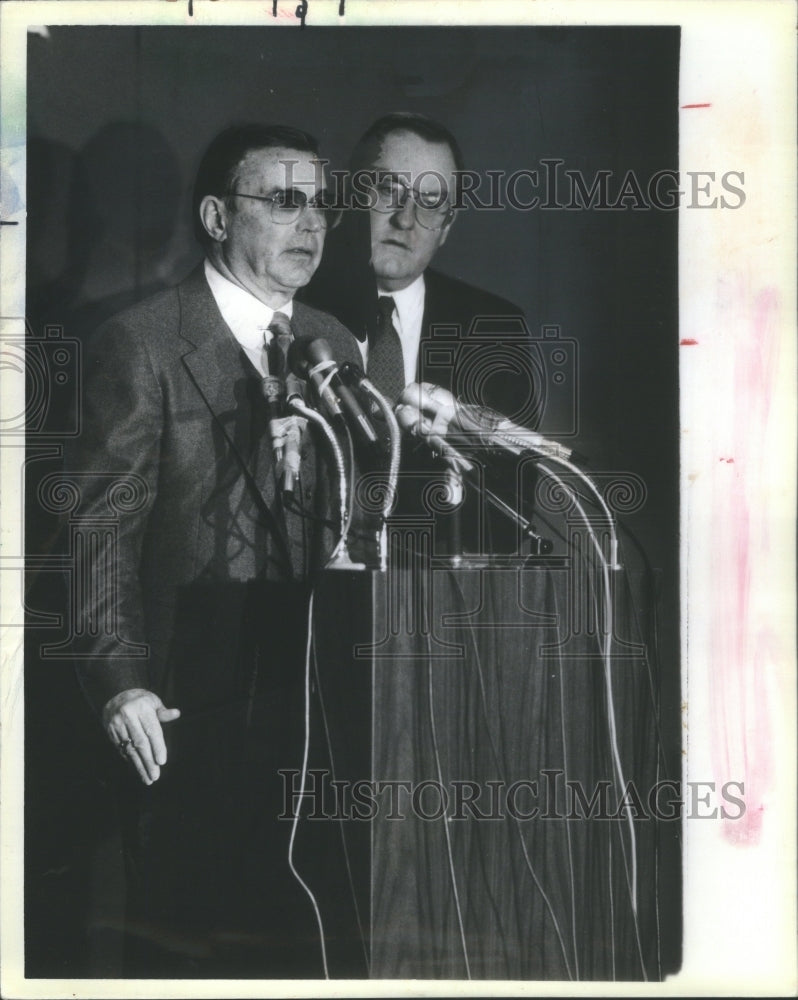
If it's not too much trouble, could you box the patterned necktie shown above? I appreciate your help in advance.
[368,296,405,402]
[267,311,293,376]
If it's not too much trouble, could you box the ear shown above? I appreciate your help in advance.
[199,194,228,243]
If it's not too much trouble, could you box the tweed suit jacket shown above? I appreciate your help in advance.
[68,264,361,717]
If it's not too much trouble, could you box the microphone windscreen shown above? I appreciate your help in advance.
[302,338,334,366]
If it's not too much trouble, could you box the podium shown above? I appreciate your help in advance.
[303,545,670,980]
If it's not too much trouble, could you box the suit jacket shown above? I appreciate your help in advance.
[306,259,530,406]
[304,259,538,556]
[67,264,362,718]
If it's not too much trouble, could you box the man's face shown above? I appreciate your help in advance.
[367,130,456,293]
[218,146,326,306]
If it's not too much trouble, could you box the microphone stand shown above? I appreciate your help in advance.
[287,396,365,570]
[460,468,553,556]
[445,469,464,566]
[351,375,401,573]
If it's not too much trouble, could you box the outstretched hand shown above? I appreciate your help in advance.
[102,688,181,785]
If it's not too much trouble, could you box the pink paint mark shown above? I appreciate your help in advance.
[719,457,735,464]
[680,338,699,346]
[709,284,780,846]
[682,103,712,108]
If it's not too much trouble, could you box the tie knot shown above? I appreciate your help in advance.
[268,311,293,340]
[377,296,395,323]
[265,312,293,377]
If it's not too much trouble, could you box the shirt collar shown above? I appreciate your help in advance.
[378,273,425,323]
[204,258,293,351]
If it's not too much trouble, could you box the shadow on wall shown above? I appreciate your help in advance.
[27,121,192,338]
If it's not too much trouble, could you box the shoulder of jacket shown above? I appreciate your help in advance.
[96,283,182,339]
[425,268,523,317]
[293,301,360,354]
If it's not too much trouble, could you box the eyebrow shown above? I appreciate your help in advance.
[257,184,317,195]
[373,172,412,185]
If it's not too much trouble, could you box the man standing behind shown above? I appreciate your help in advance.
[305,112,536,554]
[307,112,529,405]
[67,124,361,976]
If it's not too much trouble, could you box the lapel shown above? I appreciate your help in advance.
[177,265,302,576]
[417,269,456,392]
[178,266,271,494]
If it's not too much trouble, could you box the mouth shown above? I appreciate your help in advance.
[381,238,411,251]
[286,246,316,258]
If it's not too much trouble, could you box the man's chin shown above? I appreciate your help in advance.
[281,258,320,285]
[372,257,415,288]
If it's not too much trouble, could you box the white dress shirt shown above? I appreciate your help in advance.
[204,259,293,376]
[359,274,426,388]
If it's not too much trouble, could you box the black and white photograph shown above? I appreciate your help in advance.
[0,1,795,995]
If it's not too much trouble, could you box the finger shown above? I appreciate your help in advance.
[125,717,161,782]
[156,707,181,722]
[126,745,155,786]
[107,720,134,754]
[115,736,135,759]
[140,712,168,768]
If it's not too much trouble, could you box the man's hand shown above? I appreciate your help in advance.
[102,688,181,785]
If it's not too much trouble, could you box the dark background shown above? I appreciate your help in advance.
[25,24,680,977]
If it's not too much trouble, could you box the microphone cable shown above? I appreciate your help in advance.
[286,587,330,978]
[536,460,646,975]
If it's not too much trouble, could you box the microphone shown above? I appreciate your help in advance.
[288,339,343,422]
[282,373,308,498]
[408,382,576,462]
[285,371,306,406]
[260,352,307,499]
[394,401,474,474]
[281,416,303,498]
[337,360,368,392]
[291,339,379,447]
[338,360,387,421]
[260,346,287,466]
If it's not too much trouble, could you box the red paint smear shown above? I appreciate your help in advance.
[682,103,712,108]
[709,285,780,847]
[719,457,735,464]
[680,338,699,346]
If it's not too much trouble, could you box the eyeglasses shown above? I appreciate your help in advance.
[365,174,455,231]
[228,188,342,229]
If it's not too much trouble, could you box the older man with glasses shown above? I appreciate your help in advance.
[67,123,361,977]
[307,113,527,405]
[305,112,534,557]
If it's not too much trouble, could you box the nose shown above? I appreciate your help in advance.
[298,203,324,232]
[391,197,416,231]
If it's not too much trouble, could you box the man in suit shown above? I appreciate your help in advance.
[305,112,538,555]
[308,112,532,407]
[67,123,362,976]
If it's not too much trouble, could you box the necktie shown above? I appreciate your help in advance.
[368,296,405,402]
[267,311,293,376]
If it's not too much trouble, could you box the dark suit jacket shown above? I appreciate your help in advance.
[67,264,362,718]
[304,258,538,556]
[306,260,530,408]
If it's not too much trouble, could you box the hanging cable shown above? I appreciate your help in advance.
[286,589,329,978]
